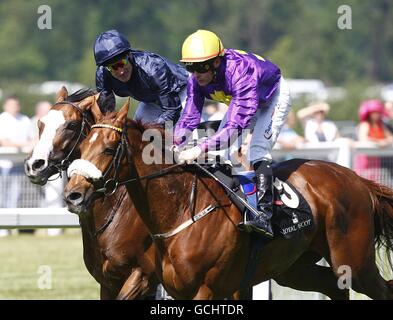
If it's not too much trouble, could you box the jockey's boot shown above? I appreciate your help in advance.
[244,160,274,238]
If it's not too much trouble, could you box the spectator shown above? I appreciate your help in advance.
[0,96,34,237]
[354,99,393,183]
[29,101,52,142]
[297,102,339,143]
[276,110,304,150]
[0,96,34,150]
[358,99,393,146]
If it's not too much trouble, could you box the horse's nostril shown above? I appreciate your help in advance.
[32,159,46,171]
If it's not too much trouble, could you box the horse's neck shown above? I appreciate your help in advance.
[124,152,193,236]
[78,189,122,238]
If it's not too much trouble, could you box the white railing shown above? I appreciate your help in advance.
[1,143,393,300]
[0,207,79,229]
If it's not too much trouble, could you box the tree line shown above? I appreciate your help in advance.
[0,0,392,119]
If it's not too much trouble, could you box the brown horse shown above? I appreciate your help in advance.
[64,100,393,299]
[25,87,158,299]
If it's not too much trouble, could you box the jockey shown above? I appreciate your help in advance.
[173,30,291,238]
[94,29,189,125]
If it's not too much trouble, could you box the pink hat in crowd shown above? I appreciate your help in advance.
[358,99,387,122]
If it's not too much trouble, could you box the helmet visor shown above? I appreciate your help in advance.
[184,60,214,74]
[105,53,130,72]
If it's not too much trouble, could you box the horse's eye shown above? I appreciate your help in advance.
[66,121,79,130]
[103,148,115,156]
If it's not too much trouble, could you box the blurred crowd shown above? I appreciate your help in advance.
[1,95,393,236]
[202,98,393,180]
[198,98,393,152]
[0,97,62,237]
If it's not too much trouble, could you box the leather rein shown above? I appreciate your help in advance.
[89,123,220,239]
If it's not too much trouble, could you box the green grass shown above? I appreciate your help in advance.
[1,231,392,300]
[0,231,100,300]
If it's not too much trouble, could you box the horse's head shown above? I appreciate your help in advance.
[24,86,100,185]
[64,98,134,214]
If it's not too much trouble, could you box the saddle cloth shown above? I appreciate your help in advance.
[197,163,315,290]
[207,164,314,240]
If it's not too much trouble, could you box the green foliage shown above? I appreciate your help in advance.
[0,0,392,122]
[329,80,376,123]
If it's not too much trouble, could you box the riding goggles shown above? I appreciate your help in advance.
[105,57,129,72]
[184,61,213,73]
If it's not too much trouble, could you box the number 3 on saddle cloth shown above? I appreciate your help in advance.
[236,171,314,240]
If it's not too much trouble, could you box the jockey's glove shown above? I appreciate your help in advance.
[169,145,180,153]
[177,146,202,164]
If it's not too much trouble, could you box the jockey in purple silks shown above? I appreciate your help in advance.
[173,30,292,238]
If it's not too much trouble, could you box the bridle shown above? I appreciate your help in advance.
[48,101,94,177]
[90,123,183,197]
[87,122,183,238]
[84,122,222,239]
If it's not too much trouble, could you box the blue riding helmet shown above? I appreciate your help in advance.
[94,29,131,66]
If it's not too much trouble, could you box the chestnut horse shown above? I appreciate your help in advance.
[25,87,158,299]
[64,100,393,299]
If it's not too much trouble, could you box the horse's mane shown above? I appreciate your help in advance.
[100,111,119,122]
[67,88,97,102]
[98,115,165,134]
[97,91,116,114]
[126,119,165,134]
[67,88,117,113]
[97,115,169,152]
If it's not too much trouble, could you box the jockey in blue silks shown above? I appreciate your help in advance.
[173,30,292,238]
[94,29,189,125]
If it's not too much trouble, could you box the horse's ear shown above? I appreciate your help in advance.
[78,96,95,110]
[56,86,68,102]
[91,96,103,122]
[117,98,130,123]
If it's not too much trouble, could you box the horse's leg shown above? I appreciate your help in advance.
[193,285,214,300]
[116,268,151,300]
[100,284,116,300]
[231,288,253,300]
[350,261,393,300]
[326,207,393,300]
[274,252,349,300]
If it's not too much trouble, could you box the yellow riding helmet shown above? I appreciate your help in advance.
[180,30,225,63]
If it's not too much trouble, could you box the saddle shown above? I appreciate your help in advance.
[205,163,314,240]
[192,161,315,291]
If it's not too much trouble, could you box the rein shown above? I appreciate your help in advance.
[89,123,221,239]
[92,123,184,195]
[45,100,120,238]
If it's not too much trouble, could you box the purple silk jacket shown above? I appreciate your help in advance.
[173,49,281,151]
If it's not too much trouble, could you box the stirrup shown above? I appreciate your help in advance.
[237,213,274,239]
[247,222,274,238]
